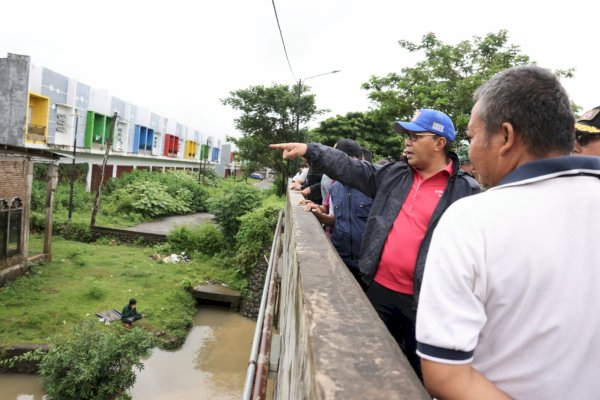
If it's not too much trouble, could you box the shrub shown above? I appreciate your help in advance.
[31,181,46,212]
[102,170,208,214]
[86,283,107,300]
[208,185,263,242]
[273,173,287,197]
[197,166,219,187]
[181,277,193,290]
[167,223,224,257]
[4,321,154,400]
[58,221,95,243]
[29,211,46,233]
[107,180,190,218]
[55,182,93,212]
[31,181,93,214]
[234,206,279,274]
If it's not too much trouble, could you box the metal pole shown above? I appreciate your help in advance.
[90,112,117,227]
[199,144,203,185]
[295,79,302,142]
[68,109,79,221]
[233,162,236,185]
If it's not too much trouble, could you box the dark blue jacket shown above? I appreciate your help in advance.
[305,143,481,306]
[329,181,373,272]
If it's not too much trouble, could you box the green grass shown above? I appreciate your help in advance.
[58,208,147,228]
[1,235,242,347]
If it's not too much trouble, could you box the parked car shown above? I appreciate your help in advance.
[249,172,264,180]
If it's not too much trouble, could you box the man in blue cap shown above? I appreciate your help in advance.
[271,108,480,376]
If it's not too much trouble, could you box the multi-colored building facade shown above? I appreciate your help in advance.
[1,53,231,192]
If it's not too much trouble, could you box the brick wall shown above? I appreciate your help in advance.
[0,158,27,272]
[0,159,27,198]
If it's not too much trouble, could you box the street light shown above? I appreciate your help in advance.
[295,70,341,142]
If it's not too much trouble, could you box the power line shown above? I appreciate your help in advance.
[271,0,295,80]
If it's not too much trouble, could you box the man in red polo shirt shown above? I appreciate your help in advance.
[271,109,481,376]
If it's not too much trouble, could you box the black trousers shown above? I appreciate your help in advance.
[123,314,142,324]
[366,281,421,378]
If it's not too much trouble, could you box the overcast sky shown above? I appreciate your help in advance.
[2,0,597,143]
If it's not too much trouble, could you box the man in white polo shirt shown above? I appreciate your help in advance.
[416,65,600,399]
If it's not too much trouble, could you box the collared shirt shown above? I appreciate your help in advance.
[374,160,454,294]
[416,155,600,400]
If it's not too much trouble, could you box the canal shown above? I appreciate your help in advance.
[0,306,255,400]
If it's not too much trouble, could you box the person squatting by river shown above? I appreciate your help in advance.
[121,298,143,328]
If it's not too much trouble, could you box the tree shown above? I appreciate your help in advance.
[222,83,323,195]
[362,30,551,142]
[308,110,402,160]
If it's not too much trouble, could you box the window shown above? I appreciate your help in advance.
[0,197,22,260]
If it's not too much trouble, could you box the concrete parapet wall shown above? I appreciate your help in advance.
[275,190,429,399]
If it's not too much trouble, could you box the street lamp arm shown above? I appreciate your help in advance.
[295,69,341,142]
[301,70,341,83]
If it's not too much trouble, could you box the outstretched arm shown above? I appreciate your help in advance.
[271,142,378,197]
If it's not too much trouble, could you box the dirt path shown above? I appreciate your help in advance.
[123,213,214,235]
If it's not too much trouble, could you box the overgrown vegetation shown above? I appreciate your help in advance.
[4,322,154,400]
[208,184,263,243]
[30,166,214,233]
[102,170,209,219]
[166,224,225,257]
[233,206,280,275]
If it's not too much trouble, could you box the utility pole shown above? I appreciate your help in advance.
[90,112,117,227]
[198,142,202,183]
[296,79,302,142]
[232,160,236,186]
[67,109,79,221]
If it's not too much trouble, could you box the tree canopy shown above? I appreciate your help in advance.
[224,30,576,174]
[361,30,539,143]
[222,83,322,194]
[308,111,402,160]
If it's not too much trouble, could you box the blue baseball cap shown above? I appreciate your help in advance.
[393,109,456,142]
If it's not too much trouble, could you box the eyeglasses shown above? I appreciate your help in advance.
[404,133,437,142]
[575,132,600,147]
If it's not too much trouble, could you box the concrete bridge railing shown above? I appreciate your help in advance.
[274,189,429,399]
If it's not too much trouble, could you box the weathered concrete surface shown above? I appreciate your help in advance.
[0,344,48,373]
[190,283,241,311]
[122,212,214,235]
[0,263,28,288]
[0,53,29,147]
[275,190,429,400]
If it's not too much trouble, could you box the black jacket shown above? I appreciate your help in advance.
[300,166,323,204]
[305,143,481,306]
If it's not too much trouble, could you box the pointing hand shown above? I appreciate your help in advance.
[270,143,308,160]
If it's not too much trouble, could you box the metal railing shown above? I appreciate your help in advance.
[243,210,283,399]
[244,188,429,399]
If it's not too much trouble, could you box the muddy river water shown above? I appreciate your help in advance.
[0,307,255,400]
